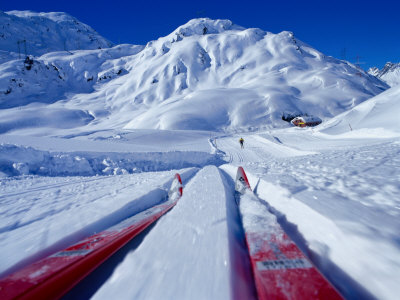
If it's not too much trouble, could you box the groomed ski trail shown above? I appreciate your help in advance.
[216,135,313,166]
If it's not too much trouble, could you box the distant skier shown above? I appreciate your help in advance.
[239,137,244,149]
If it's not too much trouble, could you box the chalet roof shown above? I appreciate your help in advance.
[292,115,322,123]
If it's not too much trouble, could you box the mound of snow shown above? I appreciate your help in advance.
[0,10,113,56]
[318,84,400,136]
[0,143,222,177]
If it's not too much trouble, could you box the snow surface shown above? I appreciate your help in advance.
[1,13,400,300]
[1,111,399,299]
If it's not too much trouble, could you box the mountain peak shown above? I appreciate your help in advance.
[0,10,113,56]
[170,18,244,40]
[367,67,380,77]
[6,10,76,23]
[368,62,400,87]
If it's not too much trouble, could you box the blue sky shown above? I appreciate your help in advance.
[2,0,399,69]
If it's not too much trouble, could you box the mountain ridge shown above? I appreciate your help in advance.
[0,10,113,57]
[0,15,390,134]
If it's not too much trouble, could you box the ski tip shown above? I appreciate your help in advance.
[169,173,183,198]
[236,166,252,193]
[175,173,182,184]
[175,173,183,196]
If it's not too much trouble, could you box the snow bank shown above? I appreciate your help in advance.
[0,143,223,177]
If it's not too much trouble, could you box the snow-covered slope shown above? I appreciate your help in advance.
[0,17,389,134]
[318,84,400,136]
[0,44,143,109]
[1,129,399,300]
[368,62,400,87]
[0,10,113,56]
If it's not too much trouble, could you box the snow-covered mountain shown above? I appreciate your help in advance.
[367,66,380,77]
[0,10,113,58]
[368,62,400,87]
[0,44,143,110]
[0,16,389,134]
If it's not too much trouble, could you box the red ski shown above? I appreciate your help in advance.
[0,173,183,300]
[235,167,342,300]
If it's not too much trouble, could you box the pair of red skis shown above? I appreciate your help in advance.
[1,168,342,299]
[0,174,183,300]
[235,166,343,299]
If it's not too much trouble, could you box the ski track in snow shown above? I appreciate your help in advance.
[218,133,400,300]
[89,165,255,300]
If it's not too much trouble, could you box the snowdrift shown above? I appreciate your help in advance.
[0,143,222,177]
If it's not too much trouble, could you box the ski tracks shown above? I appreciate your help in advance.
[216,135,278,166]
[90,165,256,300]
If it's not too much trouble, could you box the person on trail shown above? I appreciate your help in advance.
[239,137,244,149]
